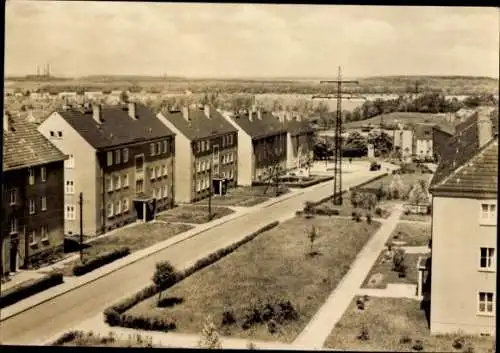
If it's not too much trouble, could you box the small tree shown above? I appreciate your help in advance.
[307,225,318,255]
[198,315,222,349]
[120,90,129,103]
[152,261,177,304]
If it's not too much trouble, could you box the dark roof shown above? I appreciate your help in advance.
[283,119,315,137]
[430,115,480,188]
[160,105,236,141]
[57,103,174,149]
[3,112,67,171]
[432,122,455,136]
[430,138,498,196]
[229,110,288,140]
[413,124,433,141]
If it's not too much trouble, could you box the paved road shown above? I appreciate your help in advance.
[0,170,384,346]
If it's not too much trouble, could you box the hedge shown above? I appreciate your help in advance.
[103,221,280,328]
[73,247,130,276]
[252,176,334,189]
[0,272,63,309]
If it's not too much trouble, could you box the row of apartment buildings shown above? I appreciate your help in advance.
[1,102,313,274]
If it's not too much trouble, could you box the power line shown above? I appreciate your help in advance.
[313,66,360,206]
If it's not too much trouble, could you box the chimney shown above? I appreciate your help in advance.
[182,106,190,121]
[204,104,210,119]
[128,102,136,119]
[92,104,102,124]
[477,112,493,148]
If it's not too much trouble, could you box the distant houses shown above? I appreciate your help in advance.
[38,102,176,237]
[2,111,68,274]
[223,107,288,186]
[157,104,238,203]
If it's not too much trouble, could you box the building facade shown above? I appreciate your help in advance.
[2,113,67,274]
[38,102,175,237]
[157,104,238,203]
[428,113,498,335]
[223,108,287,186]
[413,124,434,161]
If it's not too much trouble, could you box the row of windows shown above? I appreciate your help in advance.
[106,174,130,192]
[480,203,496,224]
[107,148,130,166]
[49,130,63,139]
[150,141,170,157]
[196,176,211,192]
[29,225,50,245]
[106,199,131,218]
[24,166,47,186]
[8,194,48,217]
[196,139,211,154]
[149,165,168,180]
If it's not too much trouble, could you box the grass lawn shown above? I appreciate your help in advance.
[324,297,495,352]
[196,185,288,207]
[386,223,431,247]
[156,205,234,224]
[125,217,381,343]
[359,173,430,193]
[400,213,432,223]
[53,331,164,348]
[361,250,426,289]
[59,222,193,276]
[308,199,393,219]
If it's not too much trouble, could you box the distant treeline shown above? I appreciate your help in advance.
[6,75,499,96]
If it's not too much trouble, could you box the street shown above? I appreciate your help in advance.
[0,168,386,346]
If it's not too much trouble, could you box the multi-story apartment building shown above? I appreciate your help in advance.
[275,111,314,171]
[223,108,287,186]
[157,104,238,203]
[2,112,67,274]
[413,124,434,161]
[428,112,498,335]
[38,102,175,237]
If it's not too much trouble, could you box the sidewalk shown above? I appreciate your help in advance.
[293,204,404,349]
[1,187,308,322]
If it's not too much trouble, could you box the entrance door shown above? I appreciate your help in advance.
[9,239,19,273]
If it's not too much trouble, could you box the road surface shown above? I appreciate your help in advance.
[0,170,383,345]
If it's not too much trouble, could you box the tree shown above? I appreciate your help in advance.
[120,90,129,103]
[198,315,222,349]
[389,174,404,199]
[307,225,318,255]
[345,131,368,150]
[408,181,428,212]
[152,261,177,304]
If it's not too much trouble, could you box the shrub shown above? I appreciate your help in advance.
[358,325,370,341]
[412,340,424,351]
[247,342,257,350]
[398,263,408,278]
[120,313,176,332]
[464,343,475,353]
[375,207,383,217]
[393,248,406,272]
[356,299,365,311]
[199,316,222,349]
[366,213,372,224]
[152,261,178,304]
[355,215,361,222]
[400,335,412,344]
[72,247,130,276]
[0,272,63,308]
[221,309,237,326]
[52,330,85,345]
[351,211,358,220]
[453,337,465,350]
[267,319,279,334]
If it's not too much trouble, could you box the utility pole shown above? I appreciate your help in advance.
[79,192,84,262]
[208,151,213,222]
[313,66,359,206]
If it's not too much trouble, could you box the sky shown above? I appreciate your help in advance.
[4,1,500,78]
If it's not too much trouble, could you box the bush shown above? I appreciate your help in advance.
[453,337,466,350]
[358,325,370,341]
[356,298,365,311]
[351,211,358,220]
[221,309,237,326]
[412,340,424,351]
[375,207,383,217]
[355,215,361,222]
[73,247,130,276]
[0,272,63,308]
[366,213,372,224]
[52,330,85,345]
[393,248,406,272]
[120,313,176,332]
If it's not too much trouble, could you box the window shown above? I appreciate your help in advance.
[57,131,63,138]
[29,199,36,214]
[156,142,161,155]
[115,150,121,164]
[136,180,144,193]
[107,151,113,166]
[114,175,121,190]
[197,141,201,153]
[65,154,75,168]
[28,168,35,185]
[123,174,129,188]
[480,248,495,271]
[10,218,18,234]
[123,198,129,212]
[107,203,114,218]
[29,230,37,245]
[162,185,168,198]
[123,148,129,163]
[65,205,76,220]
[206,139,211,150]
[9,189,17,205]
[478,292,494,314]
[41,167,47,182]
[229,169,233,179]
[163,141,168,154]
[50,131,55,138]
[65,180,75,194]
[41,224,49,241]
[230,152,234,162]
[196,161,201,173]
[222,136,226,148]
[150,143,156,156]
[155,166,160,179]
[150,167,155,180]
[481,203,497,224]
[106,176,113,192]
[41,196,47,211]
[115,200,122,215]
[162,165,166,177]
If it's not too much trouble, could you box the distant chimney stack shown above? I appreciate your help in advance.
[92,104,102,124]
[478,112,493,148]
[182,106,190,121]
[204,104,210,119]
[128,102,136,119]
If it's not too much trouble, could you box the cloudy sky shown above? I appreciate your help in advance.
[4,1,499,78]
